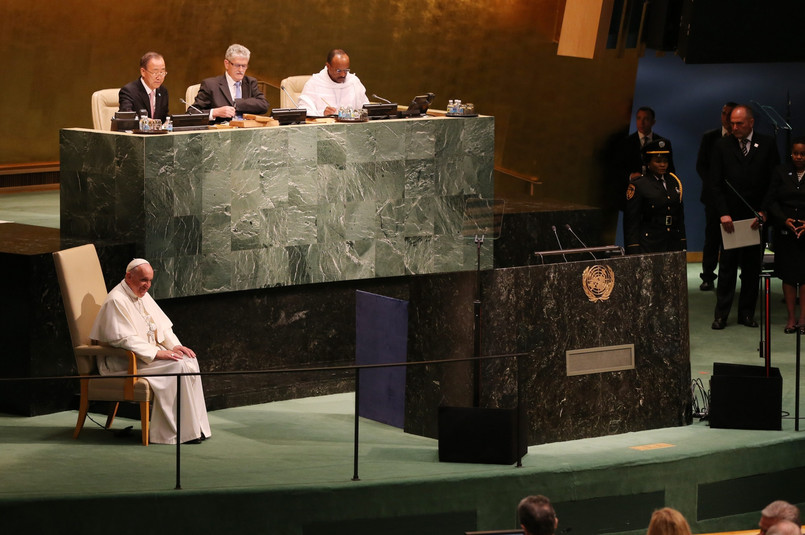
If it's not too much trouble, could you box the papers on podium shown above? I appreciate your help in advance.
[721,218,761,250]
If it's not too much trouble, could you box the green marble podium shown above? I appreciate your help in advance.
[60,116,494,299]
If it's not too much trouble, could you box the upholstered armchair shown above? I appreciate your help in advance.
[279,75,312,108]
[53,244,152,445]
[90,88,120,130]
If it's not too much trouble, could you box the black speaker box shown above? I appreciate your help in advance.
[709,362,782,430]
[438,406,528,465]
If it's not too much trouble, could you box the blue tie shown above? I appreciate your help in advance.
[234,81,242,100]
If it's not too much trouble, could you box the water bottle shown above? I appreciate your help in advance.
[138,110,148,131]
[163,117,173,132]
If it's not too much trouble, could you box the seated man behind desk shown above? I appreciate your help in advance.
[90,258,211,445]
[298,48,369,116]
[192,43,269,123]
[119,52,169,121]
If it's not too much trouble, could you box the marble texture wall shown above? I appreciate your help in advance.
[405,251,692,445]
[60,117,494,299]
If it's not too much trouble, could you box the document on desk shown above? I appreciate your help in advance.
[721,218,761,250]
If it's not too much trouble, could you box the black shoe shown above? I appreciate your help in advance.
[711,317,727,330]
[699,281,715,291]
[738,316,758,328]
[183,437,203,445]
[785,326,797,334]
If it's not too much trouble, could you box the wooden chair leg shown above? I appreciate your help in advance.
[139,401,150,446]
[105,402,119,429]
[73,381,90,439]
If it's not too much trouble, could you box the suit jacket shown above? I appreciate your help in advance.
[118,79,169,121]
[764,163,805,226]
[192,75,269,122]
[709,132,780,220]
[696,127,725,204]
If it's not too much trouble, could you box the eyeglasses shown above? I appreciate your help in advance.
[334,68,350,74]
[227,61,248,69]
[144,70,168,77]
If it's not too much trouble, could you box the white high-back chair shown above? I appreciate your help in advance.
[91,88,120,130]
[279,75,311,108]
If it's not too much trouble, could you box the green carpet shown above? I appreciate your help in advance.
[2,263,805,535]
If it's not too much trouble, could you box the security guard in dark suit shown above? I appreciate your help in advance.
[624,139,686,254]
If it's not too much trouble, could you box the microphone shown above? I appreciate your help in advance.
[280,85,300,108]
[565,224,596,260]
[372,93,392,104]
[552,225,568,263]
[179,98,204,115]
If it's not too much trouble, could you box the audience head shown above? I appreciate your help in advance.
[729,104,755,140]
[767,520,801,535]
[326,48,351,84]
[646,507,692,535]
[224,43,251,83]
[138,52,166,90]
[124,259,153,298]
[636,106,656,135]
[759,500,801,534]
[721,101,738,131]
[518,495,557,535]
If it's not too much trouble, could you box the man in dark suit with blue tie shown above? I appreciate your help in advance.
[119,52,170,121]
[192,43,269,123]
[709,104,780,329]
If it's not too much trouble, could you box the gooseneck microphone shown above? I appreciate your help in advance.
[372,94,392,104]
[179,98,204,115]
[565,224,596,260]
[280,85,301,109]
[552,225,568,263]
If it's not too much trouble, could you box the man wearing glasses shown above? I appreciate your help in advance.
[192,43,269,123]
[298,48,369,116]
[119,52,170,121]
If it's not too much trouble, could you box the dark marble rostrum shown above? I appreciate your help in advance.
[404,251,692,445]
[59,116,494,299]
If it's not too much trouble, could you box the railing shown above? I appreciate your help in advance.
[0,351,530,490]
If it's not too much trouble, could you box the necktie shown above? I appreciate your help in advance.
[235,81,242,100]
[642,136,649,147]
[740,138,749,156]
[149,91,155,118]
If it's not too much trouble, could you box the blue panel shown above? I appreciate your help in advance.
[356,290,408,428]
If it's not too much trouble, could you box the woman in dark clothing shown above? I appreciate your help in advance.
[765,137,805,333]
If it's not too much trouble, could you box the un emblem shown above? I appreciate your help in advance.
[582,265,615,302]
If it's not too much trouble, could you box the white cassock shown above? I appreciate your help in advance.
[297,67,369,115]
[90,280,211,444]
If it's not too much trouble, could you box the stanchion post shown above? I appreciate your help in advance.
[352,368,360,481]
[175,375,182,490]
[797,329,801,432]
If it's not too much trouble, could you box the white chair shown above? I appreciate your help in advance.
[90,88,120,131]
[279,75,311,108]
[185,84,201,111]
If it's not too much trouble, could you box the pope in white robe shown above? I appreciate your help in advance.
[298,49,369,116]
[90,258,211,445]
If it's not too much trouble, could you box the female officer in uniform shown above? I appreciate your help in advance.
[624,138,686,254]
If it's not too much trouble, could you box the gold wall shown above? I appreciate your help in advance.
[1,0,639,208]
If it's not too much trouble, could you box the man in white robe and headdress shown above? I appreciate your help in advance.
[298,48,369,116]
[90,258,211,444]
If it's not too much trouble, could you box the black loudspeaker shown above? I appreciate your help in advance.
[438,406,528,465]
[709,362,782,431]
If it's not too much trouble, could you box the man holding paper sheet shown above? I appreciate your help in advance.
[709,104,779,330]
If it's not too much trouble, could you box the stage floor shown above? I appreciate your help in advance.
[2,188,805,534]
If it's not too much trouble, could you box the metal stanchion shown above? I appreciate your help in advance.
[352,368,361,481]
[175,376,182,490]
